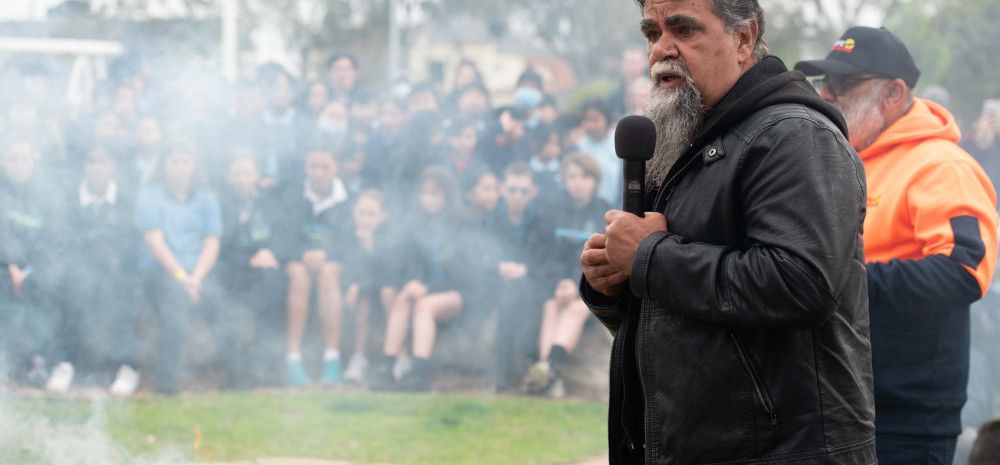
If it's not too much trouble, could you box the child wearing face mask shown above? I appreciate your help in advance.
[134,139,224,394]
[339,190,395,383]
[0,139,67,388]
[524,153,610,397]
[275,147,351,387]
[217,151,286,387]
[369,167,470,392]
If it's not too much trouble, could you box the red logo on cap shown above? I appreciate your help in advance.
[832,38,856,53]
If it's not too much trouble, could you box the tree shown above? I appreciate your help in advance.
[887,0,1000,124]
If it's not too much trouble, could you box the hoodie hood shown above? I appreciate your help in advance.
[692,55,849,148]
[859,98,961,162]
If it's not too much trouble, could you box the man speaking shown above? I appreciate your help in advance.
[580,1,876,464]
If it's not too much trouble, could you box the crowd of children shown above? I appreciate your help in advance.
[0,51,640,397]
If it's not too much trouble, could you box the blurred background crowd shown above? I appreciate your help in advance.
[0,0,998,430]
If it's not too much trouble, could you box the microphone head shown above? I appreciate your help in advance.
[615,115,657,162]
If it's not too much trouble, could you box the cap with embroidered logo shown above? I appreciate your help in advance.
[794,26,921,88]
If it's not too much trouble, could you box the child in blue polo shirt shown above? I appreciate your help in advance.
[134,138,223,394]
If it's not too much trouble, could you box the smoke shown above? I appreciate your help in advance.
[0,388,183,465]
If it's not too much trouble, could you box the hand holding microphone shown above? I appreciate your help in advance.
[582,115,663,296]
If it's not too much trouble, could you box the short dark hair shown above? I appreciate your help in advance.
[256,62,293,87]
[418,165,462,207]
[517,68,544,90]
[325,52,359,71]
[504,161,535,183]
[580,98,612,122]
[971,420,1000,465]
[634,0,768,62]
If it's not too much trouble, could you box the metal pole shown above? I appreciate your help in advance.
[388,0,400,83]
[221,0,239,81]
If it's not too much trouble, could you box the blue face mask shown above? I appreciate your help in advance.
[514,87,543,109]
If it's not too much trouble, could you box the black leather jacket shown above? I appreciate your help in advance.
[583,57,877,465]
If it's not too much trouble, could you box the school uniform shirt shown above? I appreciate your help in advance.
[133,184,224,271]
[485,202,557,296]
[275,179,351,262]
[861,97,1000,438]
[219,190,282,270]
[340,227,395,299]
[548,193,613,281]
[395,213,471,295]
[0,178,64,270]
[66,181,136,272]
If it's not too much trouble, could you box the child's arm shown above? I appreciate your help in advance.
[191,235,221,283]
[192,192,224,281]
[143,229,188,278]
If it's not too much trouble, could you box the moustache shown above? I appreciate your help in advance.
[649,60,694,87]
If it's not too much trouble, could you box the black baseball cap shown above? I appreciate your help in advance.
[794,27,921,88]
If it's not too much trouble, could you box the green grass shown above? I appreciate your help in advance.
[1,390,608,464]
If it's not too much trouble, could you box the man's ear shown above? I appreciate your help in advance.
[735,20,759,65]
[883,79,911,112]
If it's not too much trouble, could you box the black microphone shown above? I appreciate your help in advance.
[614,115,657,217]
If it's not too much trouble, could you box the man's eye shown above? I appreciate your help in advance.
[645,31,660,42]
[678,26,694,37]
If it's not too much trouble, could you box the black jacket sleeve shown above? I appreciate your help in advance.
[867,256,982,312]
[580,276,626,335]
[629,118,865,329]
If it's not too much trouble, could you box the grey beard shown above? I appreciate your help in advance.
[839,81,888,153]
[644,77,705,187]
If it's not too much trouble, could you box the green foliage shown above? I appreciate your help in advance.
[888,0,1000,124]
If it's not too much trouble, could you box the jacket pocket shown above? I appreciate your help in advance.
[730,333,778,428]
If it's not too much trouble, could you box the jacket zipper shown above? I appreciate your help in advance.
[652,146,701,211]
[729,333,778,428]
[611,308,637,460]
[637,299,652,464]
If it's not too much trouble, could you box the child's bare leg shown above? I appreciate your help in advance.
[411,291,463,359]
[316,262,343,351]
[383,289,414,357]
[285,262,312,355]
[551,298,591,354]
[538,298,560,360]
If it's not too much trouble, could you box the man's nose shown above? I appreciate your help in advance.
[648,36,679,67]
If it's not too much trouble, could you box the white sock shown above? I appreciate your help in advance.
[323,348,340,362]
[287,352,302,363]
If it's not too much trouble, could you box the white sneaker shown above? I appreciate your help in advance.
[343,354,368,383]
[45,362,74,394]
[393,350,411,382]
[110,365,141,398]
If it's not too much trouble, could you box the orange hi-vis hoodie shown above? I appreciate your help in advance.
[861,97,999,437]
[862,98,998,291]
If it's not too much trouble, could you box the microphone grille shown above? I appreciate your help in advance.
[615,115,657,162]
